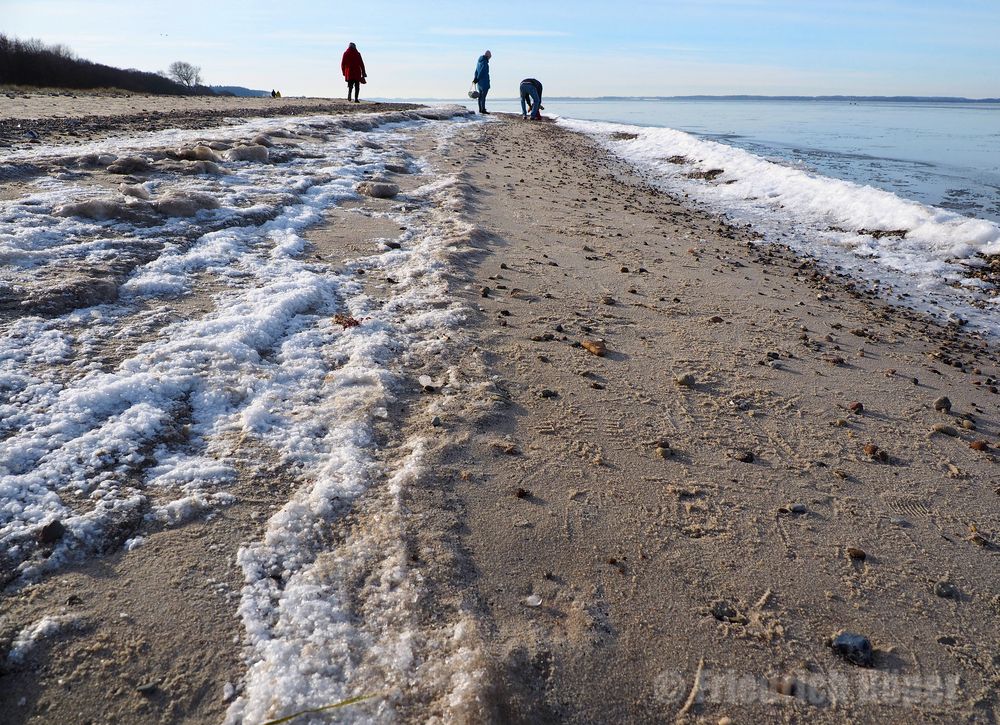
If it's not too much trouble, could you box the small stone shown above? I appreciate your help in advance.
[675,372,697,387]
[538,389,558,399]
[620,266,629,273]
[846,547,867,561]
[863,443,889,462]
[514,487,531,499]
[730,449,754,463]
[480,286,490,297]
[430,416,442,427]
[38,520,65,545]
[960,419,975,430]
[933,396,952,412]
[654,445,672,459]
[830,632,874,667]
[600,294,615,305]
[136,682,158,695]
[710,599,747,624]
[356,180,400,198]
[969,440,989,452]
[708,315,724,323]
[222,682,236,702]
[848,401,864,413]
[833,418,848,427]
[789,503,808,514]
[581,339,607,356]
[524,594,542,607]
[934,580,959,599]
[931,423,959,437]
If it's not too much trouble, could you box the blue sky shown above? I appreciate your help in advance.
[4,0,999,98]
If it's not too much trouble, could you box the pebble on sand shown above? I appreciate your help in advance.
[830,632,875,667]
[934,580,959,599]
[931,423,959,437]
[581,339,607,356]
[933,396,952,412]
[675,372,697,387]
[356,181,400,199]
[863,443,889,463]
[846,547,867,561]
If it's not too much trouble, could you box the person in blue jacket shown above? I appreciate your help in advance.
[473,50,491,114]
[519,78,543,120]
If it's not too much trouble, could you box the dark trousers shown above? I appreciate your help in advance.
[520,83,541,118]
[477,85,489,112]
[347,81,360,101]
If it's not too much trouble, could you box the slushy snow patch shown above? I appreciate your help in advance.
[6,616,77,666]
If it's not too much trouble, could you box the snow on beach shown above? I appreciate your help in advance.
[559,118,1000,333]
[1,106,487,719]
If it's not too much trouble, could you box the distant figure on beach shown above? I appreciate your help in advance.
[473,50,491,114]
[520,78,543,120]
[342,42,367,103]
[270,89,276,98]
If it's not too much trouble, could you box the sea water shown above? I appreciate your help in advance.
[538,98,1000,225]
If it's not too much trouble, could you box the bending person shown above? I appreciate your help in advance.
[519,78,543,120]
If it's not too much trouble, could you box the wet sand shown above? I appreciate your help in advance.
[0,97,998,723]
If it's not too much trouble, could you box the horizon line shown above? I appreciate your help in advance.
[372,94,1000,103]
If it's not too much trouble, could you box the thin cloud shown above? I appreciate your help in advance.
[427,27,570,37]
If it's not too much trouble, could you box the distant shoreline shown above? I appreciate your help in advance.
[0,95,422,146]
[386,94,1000,104]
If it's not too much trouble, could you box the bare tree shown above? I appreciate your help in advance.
[167,61,202,87]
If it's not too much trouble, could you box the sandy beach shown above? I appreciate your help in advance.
[0,96,997,724]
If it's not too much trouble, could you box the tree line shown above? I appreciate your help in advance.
[0,34,215,95]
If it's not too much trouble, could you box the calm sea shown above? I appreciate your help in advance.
[427,97,1000,225]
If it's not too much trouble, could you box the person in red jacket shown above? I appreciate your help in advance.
[341,42,367,103]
